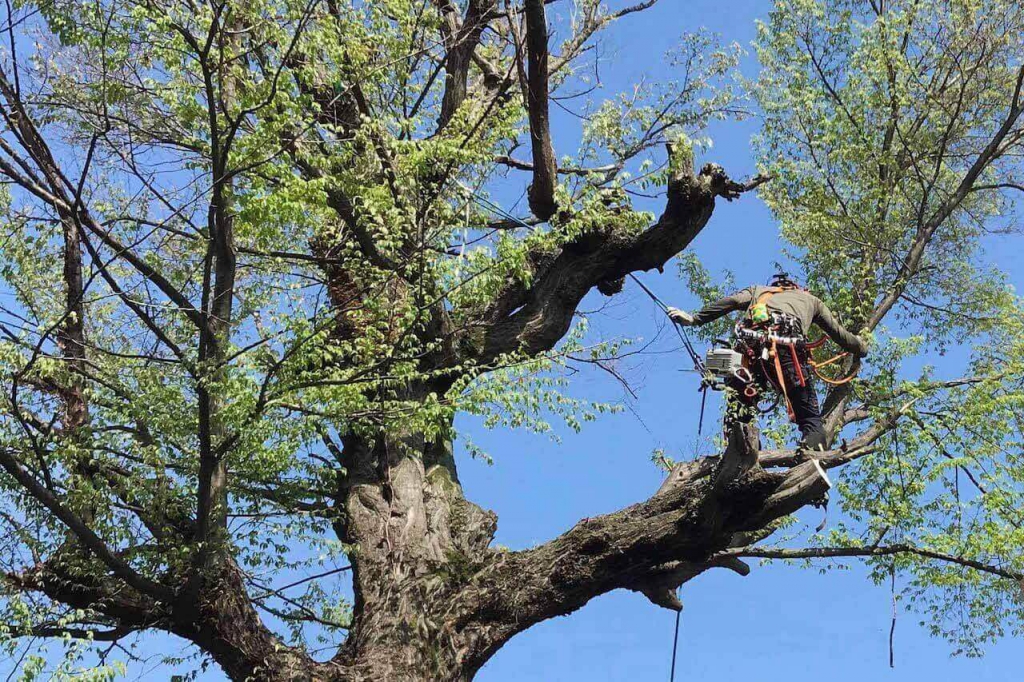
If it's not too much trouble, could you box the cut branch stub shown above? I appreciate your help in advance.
[713,421,761,489]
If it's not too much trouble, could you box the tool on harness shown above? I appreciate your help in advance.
[731,287,859,420]
[705,347,746,378]
[704,340,755,389]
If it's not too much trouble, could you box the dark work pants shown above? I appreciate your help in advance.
[776,345,826,450]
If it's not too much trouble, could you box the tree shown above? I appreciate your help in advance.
[0,0,1021,679]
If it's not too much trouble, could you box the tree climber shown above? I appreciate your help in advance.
[667,273,868,450]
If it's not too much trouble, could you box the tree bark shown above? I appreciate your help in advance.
[523,0,558,220]
[141,419,830,681]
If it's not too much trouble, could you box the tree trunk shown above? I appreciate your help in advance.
[178,428,500,680]
[330,425,498,680]
[165,418,832,681]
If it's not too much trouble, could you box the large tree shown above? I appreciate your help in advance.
[0,0,1022,678]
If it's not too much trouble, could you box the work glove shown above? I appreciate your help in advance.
[666,307,694,326]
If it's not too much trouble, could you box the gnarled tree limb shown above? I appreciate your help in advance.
[450,422,831,673]
[468,160,759,365]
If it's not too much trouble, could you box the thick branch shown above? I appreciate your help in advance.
[452,423,829,673]
[470,160,756,364]
[523,0,558,220]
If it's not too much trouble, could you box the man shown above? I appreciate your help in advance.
[667,274,868,450]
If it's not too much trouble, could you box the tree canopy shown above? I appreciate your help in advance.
[0,0,1021,678]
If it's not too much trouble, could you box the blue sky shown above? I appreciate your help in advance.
[5,0,1024,679]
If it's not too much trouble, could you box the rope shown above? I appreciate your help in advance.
[769,338,796,421]
[669,607,682,682]
[697,387,707,437]
[810,352,847,370]
[808,348,856,385]
[805,335,858,385]
[627,274,705,373]
[627,274,713,434]
[467,191,537,231]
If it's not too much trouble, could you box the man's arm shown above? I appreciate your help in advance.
[669,289,753,326]
[813,300,868,356]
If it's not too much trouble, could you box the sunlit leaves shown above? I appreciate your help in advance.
[755,0,1024,654]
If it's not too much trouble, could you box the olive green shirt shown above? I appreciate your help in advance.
[691,286,867,356]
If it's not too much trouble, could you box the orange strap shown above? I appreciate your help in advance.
[805,335,828,350]
[771,341,856,415]
[810,352,847,369]
[746,286,786,323]
[770,338,796,422]
[789,342,805,387]
[809,351,856,385]
[756,287,785,305]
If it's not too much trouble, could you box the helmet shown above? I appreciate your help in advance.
[769,271,800,289]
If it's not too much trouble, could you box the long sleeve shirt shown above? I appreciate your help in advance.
[690,286,867,356]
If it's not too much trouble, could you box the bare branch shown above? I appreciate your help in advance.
[0,447,174,601]
[522,0,558,220]
[723,544,1023,582]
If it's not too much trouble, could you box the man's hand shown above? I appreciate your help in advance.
[666,307,694,326]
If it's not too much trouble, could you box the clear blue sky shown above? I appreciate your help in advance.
[6,1,1024,679]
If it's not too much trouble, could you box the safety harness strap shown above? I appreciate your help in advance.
[789,342,806,387]
[769,338,797,422]
[753,286,786,307]
[750,287,858,387]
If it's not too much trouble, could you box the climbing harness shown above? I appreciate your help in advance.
[629,276,861,430]
[731,288,858,421]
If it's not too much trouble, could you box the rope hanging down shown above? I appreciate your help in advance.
[669,606,682,682]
